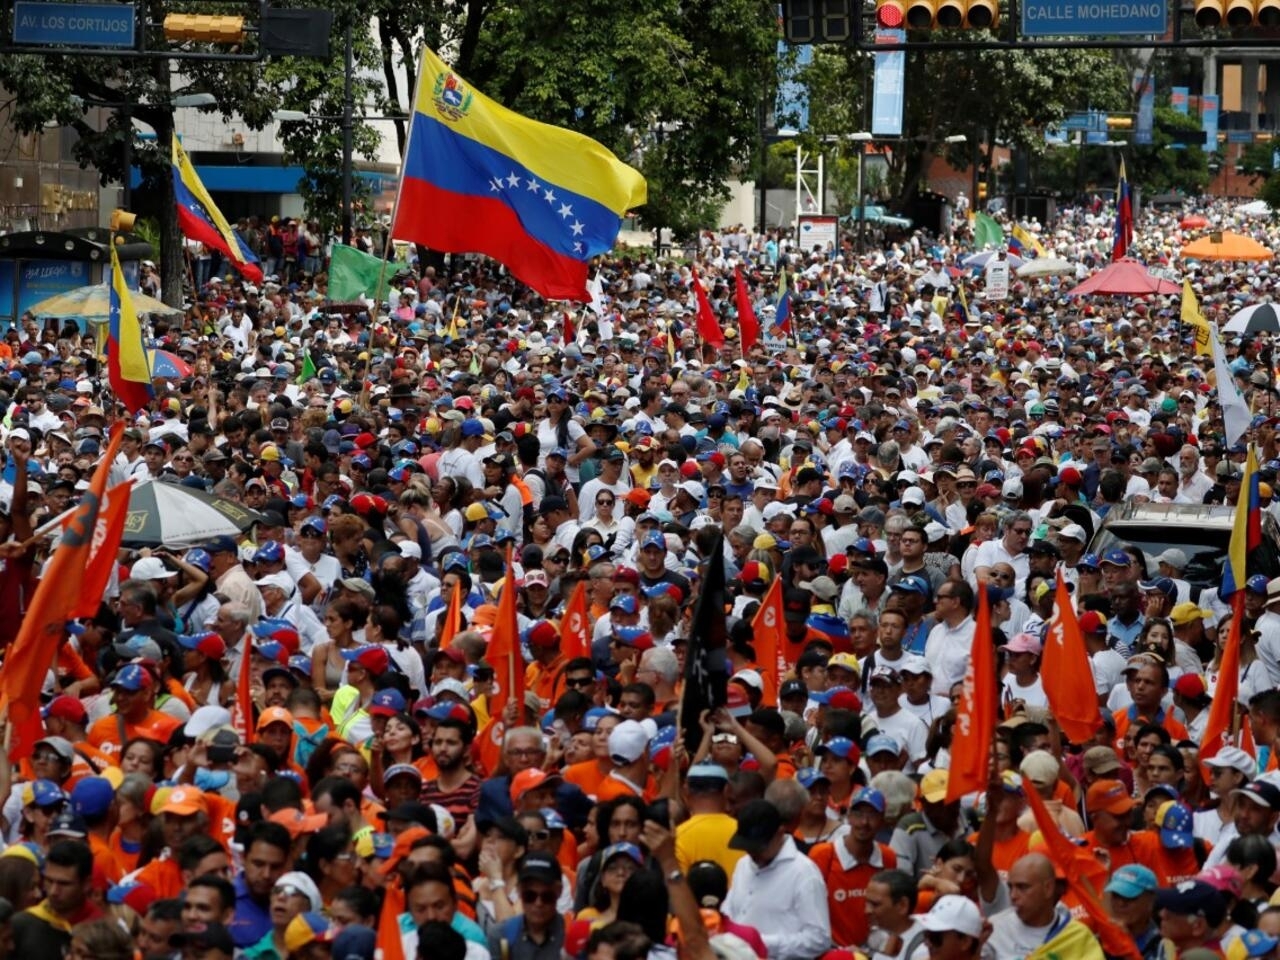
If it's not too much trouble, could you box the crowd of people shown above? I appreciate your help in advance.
[0,194,1280,960]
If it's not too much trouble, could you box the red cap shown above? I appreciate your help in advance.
[679,461,700,479]
[42,695,87,726]
[828,688,862,712]
[1174,673,1208,699]
[1058,467,1083,487]
[1078,611,1106,633]
[526,621,559,649]
[827,555,849,576]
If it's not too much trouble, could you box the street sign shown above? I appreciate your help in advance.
[1020,0,1166,35]
[12,1,136,47]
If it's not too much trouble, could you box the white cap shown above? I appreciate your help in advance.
[430,678,470,702]
[679,480,706,501]
[918,895,983,938]
[1203,746,1255,776]
[608,720,650,764]
[762,501,794,521]
[1059,523,1088,542]
[924,521,948,543]
[732,668,764,691]
[184,705,232,739]
[901,487,925,506]
[274,872,322,912]
[398,541,423,560]
[1002,478,1024,498]
[1157,548,1188,570]
[131,557,177,580]
[254,572,295,596]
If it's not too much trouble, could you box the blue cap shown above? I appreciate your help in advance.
[201,535,238,555]
[461,419,486,438]
[865,734,902,757]
[301,516,328,535]
[815,737,858,759]
[548,447,570,460]
[369,689,407,716]
[351,454,372,470]
[1138,576,1177,600]
[1241,930,1280,958]
[582,707,612,731]
[1078,553,1101,570]
[70,777,115,818]
[889,573,931,596]
[1248,574,1271,594]
[330,927,376,960]
[1155,800,1194,850]
[586,544,610,562]
[809,685,857,705]
[851,787,887,814]
[1101,550,1131,566]
[610,594,638,614]
[251,540,285,564]
[640,530,667,551]
[1104,864,1158,898]
[540,808,567,830]
[26,779,67,808]
[687,762,730,783]
[183,548,212,573]
[600,842,644,866]
[111,663,153,691]
[796,767,831,790]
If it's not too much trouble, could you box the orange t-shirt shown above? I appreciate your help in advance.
[1113,708,1189,751]
[135,854,184,899]
[108,829,144,874]
[1133,829,1206,886]
[594,771,658,803]
[526,655,567,707]
[89,832,123,885]
[1082,828,1163,875]
[87,710,183,756]
[563,759,610,799]
[808,841,898,948]
[968,829,1031,883]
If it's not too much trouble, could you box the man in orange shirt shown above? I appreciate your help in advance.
[594,719,656,802]
[87,664,182,757]
[1144,801,1207,886]
[968,771,1030,883]
[1112,660,1189,749]
[808,787,898,948]
[39,697,115,784]
[523,620,566,709]
[1083,779,1161,876]
[69,776,123,884]
[562,709,620,800]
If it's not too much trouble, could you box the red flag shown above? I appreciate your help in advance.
[734,265,759,353]
[1042,572,1099,744]
[690,269,725,349]
[486,551,525,721]
[751,576,787,706]
[439,581,462,649]
[560,580,590,661]
[0,425,122,759]
[946,582,996,803]
[563,309,576,346]
[231,629,255,745]
[69,481,132,619]
[376,881,407,960]
[1023,781,1143,960]
[1201,592,1246,769]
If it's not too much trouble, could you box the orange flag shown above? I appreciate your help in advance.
[1041,571,1099,744]
[376,880,407,960]
[1023,780,1143,960]
[486,550,524,721]
[946,581,996,803]
[0,424,122,759]
[751,576,787,706]
[560,579,590,661]
[70,480,132,619]
[1201,592,1246,769]
[439,581,462,649]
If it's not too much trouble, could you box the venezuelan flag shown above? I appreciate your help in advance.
[1112,157,1133,261]
[773,269,791,335]
[1011,224,1046,258]
[108,244,154,413]
[171,137,263,284]
[1223,446,1261,598]
[393,49,647,301]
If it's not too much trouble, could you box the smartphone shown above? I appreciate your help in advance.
[645,798,671,829]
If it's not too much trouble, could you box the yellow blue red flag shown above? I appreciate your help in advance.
[172,136,263,283]
[109,243,154,412]
[391,49,647,301]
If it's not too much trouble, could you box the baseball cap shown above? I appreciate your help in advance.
[814,737,860,762]
[509,768,562,804]
[1154,880,1227,927]
[917,895,983,938]
[1105,864,1158,899]
[70,777,117,818]
[865,734,901,757]
[518,852,561,884]
[161,786,208,816]
[368,689,407,717]
[608,720,651,764]
[111,663,153,692]
[1155,801,1194,850]
[41,695,87,725]
[256,705,294,731]
[1004,632,1043,655]
[1086,779,1136,816]
[341,645,391,675]
[1203,746,1255,777]
[22,780,66,809]
[1082,746,1122,776]
[1233,780,1280,810]
[850,787,886,814]
[920,769,950,804]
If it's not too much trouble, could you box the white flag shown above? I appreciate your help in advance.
[585,271,608,318]
[1210,319,1251,446]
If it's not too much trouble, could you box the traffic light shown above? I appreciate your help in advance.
[109,209,136,232]
[896,0,997,29]
[1226,0,1255,25]
[163,13,245,43]
[1194,0,1223,25]
[965,0,998,28]
[905,0,935,28]
[1216,0,1280,23]
[978,182,988,202]
[876,0,905,27]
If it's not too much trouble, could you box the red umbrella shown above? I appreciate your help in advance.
[1066,259,1181,297]
[1180,215,1208,229]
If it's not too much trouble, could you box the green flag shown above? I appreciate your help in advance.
[973,212,1004,250]
[296,351,318,385]
[328,243,392,302]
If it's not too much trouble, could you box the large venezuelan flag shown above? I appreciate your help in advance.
[109,243,154,413]
[171,137,263,284]
[1223,445,1261,598]
[392,49,647,301]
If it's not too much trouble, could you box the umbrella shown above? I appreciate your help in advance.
[25,283,182,321]
[962,251,1024,270]
[148,350,193,379]
[1016,257,1075,278]
[1180,231,1273,262]
[1180,215,1208,229]
[1224,303,1280,335]
[1066,259,1182,297]
[120,479,265,547]
[1239,199,1273,217]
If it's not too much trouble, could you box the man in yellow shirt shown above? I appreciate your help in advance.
[674,762,744,877]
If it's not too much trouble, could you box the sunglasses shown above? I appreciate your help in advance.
[521,889,558,905]
[597,499,615,506]
[564,676,594,688]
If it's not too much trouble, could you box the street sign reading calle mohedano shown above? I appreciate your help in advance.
[1021,0,1166,36]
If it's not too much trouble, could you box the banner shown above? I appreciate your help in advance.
[1202,94,1220,152]
[1171,86,1189,114]
[871,30,905,138]
[1135,74,1155,146]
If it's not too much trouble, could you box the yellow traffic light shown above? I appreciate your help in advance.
[978,182,988,201]
[1194,0,1223,25]
[875,0,906,26]
[935,0,964,27]
[905,0,935,28]
[1225,0,1255,26]
[164,13,245,43]
[1259,0,1280,24]
[110,209,136,232]
[965,0,998,27]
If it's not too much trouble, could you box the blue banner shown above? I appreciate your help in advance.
[1135,75,1154,145]
[1021,0,1166,35]
[1171,87,1189,114]
[871,29,905,138]
[1202,94,1219,152]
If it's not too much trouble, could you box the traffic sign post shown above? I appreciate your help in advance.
[12,0,136,47]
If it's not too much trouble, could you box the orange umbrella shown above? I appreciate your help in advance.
[1180,231,1273,261]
